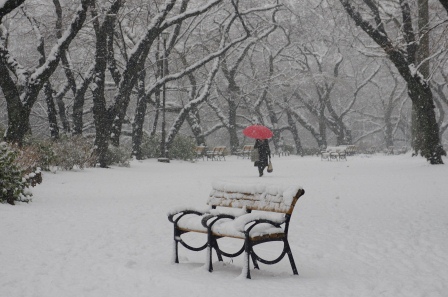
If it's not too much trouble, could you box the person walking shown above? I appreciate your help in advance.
[254,139,271,177]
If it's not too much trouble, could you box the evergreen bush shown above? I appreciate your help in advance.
[105,144,131,167]
[0,142,32,205]
[169,135,196,161]
[140,134,161,159]
[139,133,195,161]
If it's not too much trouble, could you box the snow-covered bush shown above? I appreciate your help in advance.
[0,142,32,205]
[32,140,57,171]
[8,135,56,172]
[140,133,196,161]
[105,144,131,167]
[140,134,161,159]
[169,135,196,161]
[52,136,96,170]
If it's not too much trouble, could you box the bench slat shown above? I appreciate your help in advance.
[207,183,303,214]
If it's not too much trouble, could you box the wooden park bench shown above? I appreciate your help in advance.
[320,150,330,161]
[236,145,254,159]
[321,146,347,161]
[206,146,226,161]
[167,182,305,279]
[345,145,357,156]
[194,146,206,160]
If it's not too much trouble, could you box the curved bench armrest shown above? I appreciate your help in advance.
[201,214,236,228]
[233,213,286,233]
[168,209,208,223]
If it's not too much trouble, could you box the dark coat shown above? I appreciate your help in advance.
[254,139,271,167]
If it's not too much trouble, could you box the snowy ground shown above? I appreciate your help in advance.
[1,153,448,297]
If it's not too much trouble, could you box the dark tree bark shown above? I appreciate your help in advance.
[131,70,147,160]
[89,0,123,167]
[285,107,303,156]
[179,53,206,146]
[44,82,60,140]
[72,66,94,135]
[438,0,448,14]
[285,100,325,149]
[0,0,25,24]
[53,0,76,134]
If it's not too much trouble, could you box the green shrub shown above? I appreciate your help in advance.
[302,147,320,156]
[139,133,196,161]
[169,134,196,161]
[140,133,161,159]
[34,140,57,171]
[105,144,131,167]
[0,142,32,205]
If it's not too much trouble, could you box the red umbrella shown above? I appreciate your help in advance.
[243,125,273,140]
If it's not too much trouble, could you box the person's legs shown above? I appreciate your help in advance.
[258,164,266,177]
[257,164,263,176]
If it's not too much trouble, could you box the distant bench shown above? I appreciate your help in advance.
[321,146,347,161]
[167,182,305,279]
[236,145,254,159]
[194,146,227,161]
[206,146,226,161]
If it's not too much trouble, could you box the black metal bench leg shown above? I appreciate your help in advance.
[207,231,217,272]
[174,240,179,263]
[251,254,259,270]
[244,239,252,279]
[214,239,223,262]
[284,239,298,275]
[173,228,180,263]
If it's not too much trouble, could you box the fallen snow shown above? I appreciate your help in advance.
[1,154,448,297]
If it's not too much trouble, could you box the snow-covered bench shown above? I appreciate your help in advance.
[206,146,226,161]
[321,146,347,161]
[167,182,305,279]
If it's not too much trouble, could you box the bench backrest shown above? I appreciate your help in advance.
[242,145,254,151]
[195,146,205,153]
[214,146,226,154]
[207,182,305,215]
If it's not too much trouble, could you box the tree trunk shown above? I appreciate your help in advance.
[44,82,60,140]
[286,110,303,156]
[384,111,394,148]
[186,109,206,146]
[408,82,445,164]
[131,70,147,160]
[72,75,91,135]
[227,97,240,154]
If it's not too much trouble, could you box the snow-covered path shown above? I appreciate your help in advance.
[1,154,448,297]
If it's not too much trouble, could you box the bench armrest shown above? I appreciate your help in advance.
[201,214,236,228]
[233,213,286,233]
[167,207,209,223]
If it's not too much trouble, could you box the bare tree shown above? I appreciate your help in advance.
[0,0,93,145]
[339,0,446,164]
